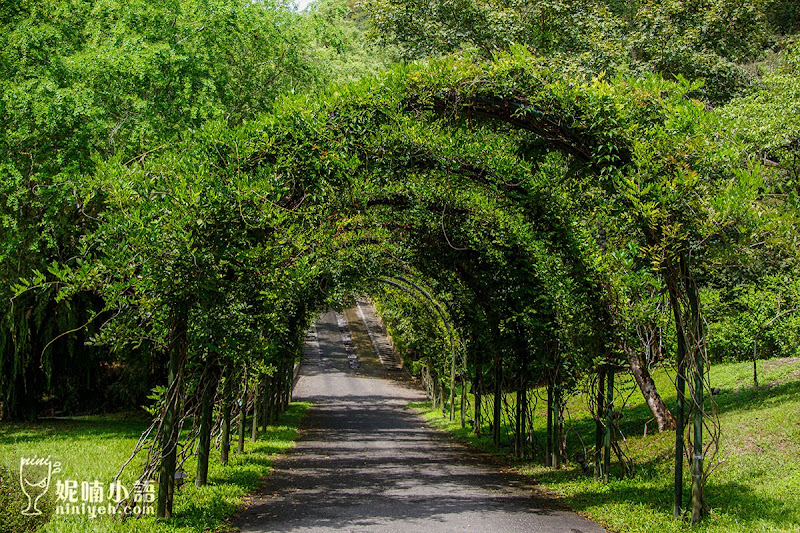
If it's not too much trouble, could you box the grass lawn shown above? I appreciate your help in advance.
[0,402,310,533]
[412,358,800,533]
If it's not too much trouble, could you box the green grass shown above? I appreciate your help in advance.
[412,358,800,533]
[0,402,310,533]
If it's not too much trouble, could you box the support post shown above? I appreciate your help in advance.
[460,378,466,428]
[220,369,233,465]
[474,359,482,437]
[268,374,276,424]
[546,381,553,467]
[156,304,187,518]
[674,328,687,519]
[594,366,605,482]
[493,354,502,447]
[251,375,260,442]
[261,373,268,432]
[688,267,705,526]
[237,368,248,454]
[691,352,704,525]
[196,369,217,487]
[603,365,614,483]
[553,384,560,469]
[668,257,688,520]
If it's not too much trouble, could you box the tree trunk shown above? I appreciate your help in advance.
[673,324,687,520]
[432,360,436,410]
[261,373,269,431]
[515,385,526,458]
[220,368,233,465]
[594,366,605,482]
[3,361,42,421]
[251,375,260,442]
[626,345,676,432]
[157,304,187,518]
[196,368,217,487]
[667,257,688,520]
[237,368,248,454]
[552,384,561,469]
[460,377,466,428]
[603,366,614,483]
[665,250,710,523]
[268,373,276,423]
[546,381,553,467]
[449,332,457,421]
[753,338,759,389]
[492,355,502,447]
[282,357,292,410]
[277,362,285,415]
[474,381,481,436]
[686,263,705,526]
[691,351,705,526]
[441,378,447,414]
[474,354,482,437]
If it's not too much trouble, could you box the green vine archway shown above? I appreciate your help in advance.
[33,48,763,525]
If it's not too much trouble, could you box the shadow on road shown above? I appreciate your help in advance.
[235,310,604,533]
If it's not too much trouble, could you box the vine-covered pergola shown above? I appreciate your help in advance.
[40,49,754,525]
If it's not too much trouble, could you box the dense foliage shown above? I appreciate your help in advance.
[1,0,798,528]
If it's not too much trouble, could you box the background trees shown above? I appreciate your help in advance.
[0,0,354,421]
[363,0,783,102]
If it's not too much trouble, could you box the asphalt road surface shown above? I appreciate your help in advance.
[235,310,605,533]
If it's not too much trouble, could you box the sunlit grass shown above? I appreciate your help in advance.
[413,358,800,533]
[0,403,310,533]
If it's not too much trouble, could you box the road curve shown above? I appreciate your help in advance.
[234,310,605,533]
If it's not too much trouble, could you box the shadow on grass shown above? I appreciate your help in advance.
[710,379,800,415]
[3,403,311,533]
[415,374,800,533]
[536,470,800,531]
[523,377,800,461]
[0,413,151,445]
[168,402,311,531]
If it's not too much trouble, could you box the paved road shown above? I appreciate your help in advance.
[235,310,605,533]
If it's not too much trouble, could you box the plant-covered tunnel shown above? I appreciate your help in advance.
[6,49,776,526]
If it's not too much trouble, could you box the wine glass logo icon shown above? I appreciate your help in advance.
[19,456,61,516]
